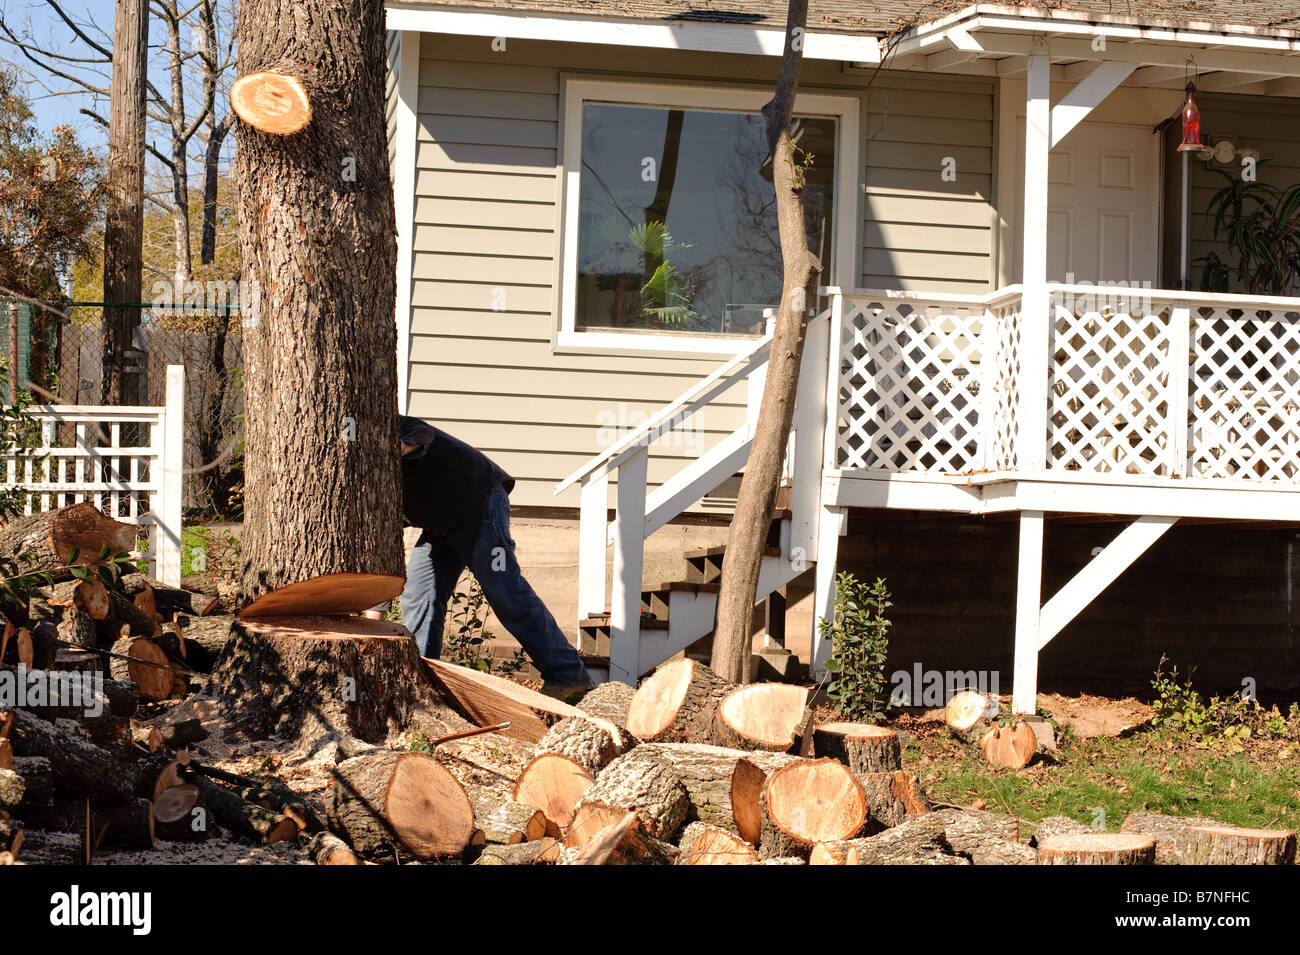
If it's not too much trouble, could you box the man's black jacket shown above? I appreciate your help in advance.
[399,416,514,555]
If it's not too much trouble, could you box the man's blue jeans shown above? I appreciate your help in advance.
[401,485,591,686]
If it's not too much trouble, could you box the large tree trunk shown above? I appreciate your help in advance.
[102,0,149,405]
[710,0,821,682]
[233,0,404,605]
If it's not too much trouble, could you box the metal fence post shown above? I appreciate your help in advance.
[157,364,185,585]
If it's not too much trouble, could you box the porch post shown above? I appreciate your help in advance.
[1019,52,1051,473]
[809,504,846,680]
[1012,509,1044,714]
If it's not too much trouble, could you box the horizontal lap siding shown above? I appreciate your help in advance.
[861,78,996,294]
[410,49,745,507]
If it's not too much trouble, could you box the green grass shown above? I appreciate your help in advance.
[904,721,1300,832]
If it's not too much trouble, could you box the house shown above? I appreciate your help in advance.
[382,1,1300,701]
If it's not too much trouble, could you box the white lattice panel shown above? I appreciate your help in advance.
[986,304,1021,471]
[1190,306,1300,481]
[1047,298,1175,475]
[836,299,986,472]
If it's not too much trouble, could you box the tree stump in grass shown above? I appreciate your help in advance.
[1037,832,1156,865]
[513,753,594,837]
[328,749,474,862]
[814,722,902,773]
[1178,825,1296,865]
[626,659,734,743]
[711,684,811,752]
[758,759,867,859]
[194,614,466,748]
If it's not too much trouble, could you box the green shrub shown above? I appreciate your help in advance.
[820,572,892,723]
[1151,655,1299,753]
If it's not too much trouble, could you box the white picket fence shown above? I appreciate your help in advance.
[1,365,185,585]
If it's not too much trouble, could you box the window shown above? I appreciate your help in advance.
[559,80,857,355]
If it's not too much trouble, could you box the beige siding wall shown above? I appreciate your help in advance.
[408,36,997,507]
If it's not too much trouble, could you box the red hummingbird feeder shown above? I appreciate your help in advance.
[1178,82,1203,152]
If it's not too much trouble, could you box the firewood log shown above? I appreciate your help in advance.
[0,767,23,810]
[811,811,966,865]
[676,822,759,865]
[11,755,54,827]
[855,770,931,830]
[626,659,734,743]
[15,828,80,865]
[533,717,632,775]
[94,796,155,850]
[710,683,812,752]
[153,783,207,841]
[0,504,136,580]
[170,614,234,670]
[475,837,561,865]
[465,788,547,845]
[47,579,110,621]
[49,647,101,673]
[570,749,691,841]
[328,750,473,861]
[8,709,141,802]
[0,813,21,854]
[119,573,221,618]
[576,680,636,731]
[731,751,809,844]
[512,753,594,837]
[21,622,58,669]
[96,592,163,644]
[188,773,298,844]
[978,721,1037,770]
[156,718,207,748]
[758,758,868,859]
[1037,832,1156,865]
[29,598,98,651]
[813,722,902,773]
[945,689,997,744]
[1119,811,1221,864]
[108,637,174,702]
[560,810,677,865]
[1176,825,1296,865]
[308,830,360,865]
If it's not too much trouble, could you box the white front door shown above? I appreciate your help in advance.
[1014,121,1162,285]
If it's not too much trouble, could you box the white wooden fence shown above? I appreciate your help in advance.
[1,365,185,585]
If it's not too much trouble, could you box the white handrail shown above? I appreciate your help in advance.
[554,331,774,494]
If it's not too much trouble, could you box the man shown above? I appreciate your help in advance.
[387,415,593,700]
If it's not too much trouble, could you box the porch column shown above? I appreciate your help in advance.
[1012,510,1044,714]
[1019,52,1051,473]
[809,504,846,680]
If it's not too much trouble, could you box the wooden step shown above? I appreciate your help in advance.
[681,543,782,561]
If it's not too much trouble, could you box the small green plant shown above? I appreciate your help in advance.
[409,730,434,755]
[1151,655,1297,750]
[820,573,892,723]
[443,574,494,672]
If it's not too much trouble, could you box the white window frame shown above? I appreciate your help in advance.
[556,76,859,357]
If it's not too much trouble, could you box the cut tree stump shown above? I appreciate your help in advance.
[194,614,466,746]
[426,658,625,746]
[813,723,902,773]
[571,750,691,841]
[534,717,630,775]
[0,503,136,579]
[153,783,205,841]
[108,637,173,702]
[308,831,359,865]
[856,770,930,830]
[979,721,1037,770]
[231,71,312,135]
[1037,832,1156,865]
[945,689,996,744]
[329,750,474,862]
[626,659,734,743]
[1119,811,1220,864]
[238,573,404,618]
[512,753,594,837]
[677,823,759,865]
[465,789,547,845]
[759,759,868,859]
[1177,825,1296,865]
[710,683,811,752]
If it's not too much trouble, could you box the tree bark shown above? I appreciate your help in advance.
[102,0,149,405]
[710,0,821,683]
[234,0,404,605]
[8,709,141,803]
[571,750,691,841]
[533,716,630,776]
[677,822,759,865]
[813,722,903,774]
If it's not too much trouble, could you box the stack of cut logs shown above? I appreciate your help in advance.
[316,656,1296,866]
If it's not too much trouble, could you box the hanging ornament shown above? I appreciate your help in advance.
[1178,81,1203,152]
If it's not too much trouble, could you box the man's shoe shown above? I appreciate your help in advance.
[540,680,594,704]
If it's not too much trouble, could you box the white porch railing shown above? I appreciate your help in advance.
[0,365,185,584]
[830,285,1300,488]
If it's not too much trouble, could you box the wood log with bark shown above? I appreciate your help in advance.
[731,751,807,844]
[328,749,474,861]
[560,809,678,865]
[855,770,930,831]
[512,753,594,837]
[1119,811,1221,864]
[576,680,636,731]
[118,573,220,618]
[677,822,759,865]
[758,758,868,859]
[533,717,632,775]
[94,796,155,850]
[96,592,163,644]
[465,788,547,845]
[626,659,734,743]
[1037,832,1156,865]
[47,579,110,621]
[0,767,23,810]
[193,614,466,746]
[152,783,206,841]
[11,756,54,827]
[8,709,141,802]
[570,749,691,841]
[813,723,902,773]
[108,637,174,702]
[187,773,297,844]
[945,690,997,744]
[476,837,562,866]
[308,830,360,865]
[1177,825,1296,865]
[710,683,811,752]
[170,613,234,671]
[0,504,136,579]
